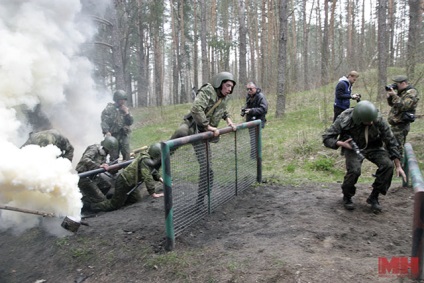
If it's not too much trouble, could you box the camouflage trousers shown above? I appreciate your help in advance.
[79,175,112,204]
[390,123,410,160]
[90,174,142,212]
[170,121,196,140]
[170,121,213,206]
[111,132,131,161]
[342,147,394,198]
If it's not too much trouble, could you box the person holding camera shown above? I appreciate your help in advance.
[386,75,419,159]
[242,82,268,159]
[333,71,361,122]
[242,82,268,128]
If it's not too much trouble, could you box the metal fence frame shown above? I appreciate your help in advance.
[404,142,424,279]
[161,120,262,251]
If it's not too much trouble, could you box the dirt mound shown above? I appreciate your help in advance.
[0,182,416,283]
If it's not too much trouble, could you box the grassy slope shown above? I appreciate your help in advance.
[130,68,424,187]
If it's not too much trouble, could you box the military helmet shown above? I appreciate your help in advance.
[101,136,119,152]
[148,143,161,160]
[211,72,236,93]
[113,90,127,102]
[352,100,378,124]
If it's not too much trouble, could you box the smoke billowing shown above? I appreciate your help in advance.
[0,0,112,234]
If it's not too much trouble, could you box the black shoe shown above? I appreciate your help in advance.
[367,196,382,213]
[343,196,355,210]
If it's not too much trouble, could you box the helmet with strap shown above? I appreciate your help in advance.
[211,72,236,94]
[352,100,378,124]
[101,136,119,153]
[113,90,127,102]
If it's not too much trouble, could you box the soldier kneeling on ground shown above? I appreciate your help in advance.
[77,136,119,212]
[89,143,164,212]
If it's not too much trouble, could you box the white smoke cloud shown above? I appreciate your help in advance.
[0,0,112,234]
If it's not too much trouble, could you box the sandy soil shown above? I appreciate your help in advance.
[0,181,417,283]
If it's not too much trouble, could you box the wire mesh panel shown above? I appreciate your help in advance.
[162,120,261,250]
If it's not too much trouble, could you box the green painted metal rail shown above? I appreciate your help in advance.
[161,120,262,251]
[404,142,424,280]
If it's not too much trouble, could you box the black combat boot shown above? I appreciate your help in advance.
[343,195,355,210]
[367,190,382,213]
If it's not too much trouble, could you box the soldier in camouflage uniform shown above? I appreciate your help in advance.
[90,143,164,212]
[322,101,406,213]
[21,129,74,161]
[386,75,419,160]
[76,136,119,207]
[170,72,237,208]
[101,90,134,161]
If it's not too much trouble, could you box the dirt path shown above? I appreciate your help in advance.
[0,182,417,283]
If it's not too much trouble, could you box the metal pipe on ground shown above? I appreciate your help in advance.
[0,205,87,232]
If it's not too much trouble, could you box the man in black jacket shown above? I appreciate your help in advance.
[242,82,268,159]
[242,82,268,128]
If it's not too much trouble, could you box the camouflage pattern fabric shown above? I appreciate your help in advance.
[322,108,401,197]
[191,83,231,131]
[90,148,161,212]
[169,83,230,206]
[170,83,231,140]
[387,86,419,157]
[101,102,134,160]
[76,144,111,204]
[21,129,74,161]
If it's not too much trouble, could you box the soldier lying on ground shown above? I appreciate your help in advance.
[89,143,164,212]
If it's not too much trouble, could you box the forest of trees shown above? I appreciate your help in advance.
[82,0,423,117]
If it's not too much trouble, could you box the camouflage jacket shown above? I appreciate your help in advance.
[75,144,108,173]
[21,129,74,161]
[101,102,134,135]
[387,85,419,125]
[190,83,231,131]
[120,148,161,195]
[322,108,401,160]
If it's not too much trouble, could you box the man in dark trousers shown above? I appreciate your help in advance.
[333,71,360,121]
[242,82,268,159]
[323,101,406,213]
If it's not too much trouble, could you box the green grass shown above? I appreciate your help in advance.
[130,66,424,187]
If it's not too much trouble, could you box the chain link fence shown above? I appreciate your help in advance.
[161,120,262,250]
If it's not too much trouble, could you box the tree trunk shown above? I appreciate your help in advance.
[387,0,396,66]
[276,0,287,118]
[110,3,125,93]
[178,1,188,103]
[200,0,209,83]
[406,0,421,80]
[193,0,199,93]
[321,0,329,85]
[136,0,148,107]
[171,0,179,104]
[329,0,337,81]
[258,0,266,87]
[238,0,247,88]
[377,0,388,101]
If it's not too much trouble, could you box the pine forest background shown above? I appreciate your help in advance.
[82,0,424,118]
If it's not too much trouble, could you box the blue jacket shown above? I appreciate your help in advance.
[334,77,352,110]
